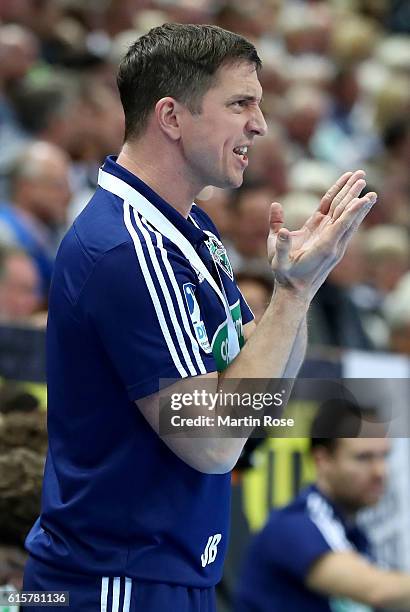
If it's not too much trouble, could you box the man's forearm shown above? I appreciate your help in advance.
[196,288,309,473]
[139,287,309,475]
[220,286,309,381]
[283,317,307,378]
[371,571,410,610]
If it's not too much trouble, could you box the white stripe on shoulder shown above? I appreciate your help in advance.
[112,577,120,612]
[123,578,132,612]
[307,491,352,551]
[134,211,199,376]
[100,577,109,612]
[123,201,188,378]
[188,212,200,228]
[141,216,207,375]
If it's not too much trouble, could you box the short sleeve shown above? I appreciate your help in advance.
[82,242,217,401]
[261,512,334,580]
[238,287,254,325]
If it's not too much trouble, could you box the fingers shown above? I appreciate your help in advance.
[329,191,377,242]
[340,191,377,238]
[328,169,366,217]
[319,171,352,214]
[332,178,366,221]
[304,210,326,234]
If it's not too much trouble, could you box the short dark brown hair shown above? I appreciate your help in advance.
[117,23,262,141]
[310,399,376,454]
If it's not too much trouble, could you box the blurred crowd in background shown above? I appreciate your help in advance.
[0,0,409,599]
[0,0,409,354]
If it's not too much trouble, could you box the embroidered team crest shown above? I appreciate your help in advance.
[183,283,212,353]
[204,234,234,280]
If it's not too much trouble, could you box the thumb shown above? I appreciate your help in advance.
[275,228,291,267]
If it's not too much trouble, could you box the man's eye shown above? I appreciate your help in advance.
[232,100,246,108]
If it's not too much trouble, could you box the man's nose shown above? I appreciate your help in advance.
[247,106,267,137]
[373,457,387,479]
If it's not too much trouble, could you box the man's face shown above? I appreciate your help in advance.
[19,157,71,226]
[178,61,267,191]
[320,438,390,512]
[234,187,273,256]
[0,253,40,320]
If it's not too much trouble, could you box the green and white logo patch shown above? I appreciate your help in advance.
[211,299,244,371]
[204,233,234,281]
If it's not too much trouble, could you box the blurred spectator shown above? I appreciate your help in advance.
[387,0,410,33]
[289,160,338,199]
[0,246,41,322]
[375,35,410,74]
[236,273,273,325]
[330,14,381,65]
[351,225,409,349]
[281,192,318,231]
[309,235,375,350]
[0,24,39,88]
[226,184,274,279]
[366,118,410,229]
[281,85,330,160]
[0,24,40,195]
[384,272,410,356]
[0,545,27,590]
[374,75,410,135]
[0,0,34,25]
[278,3,332,56]
[9,76,80,150]
[312,67,380,169]
[0,392,46,547]
[0,0,406,366]
[245,129,289,196]
[0,141,71,299]
[0,381,46,591]
[234,402,405,612]
[362,224,409,294]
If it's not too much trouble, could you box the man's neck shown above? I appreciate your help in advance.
[117,144,200,219]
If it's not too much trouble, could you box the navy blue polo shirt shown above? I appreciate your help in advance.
[234,485,373,612]
[25,156,253,586]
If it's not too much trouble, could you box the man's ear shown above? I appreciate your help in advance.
[155,97,185,141]
[312,445,333,471]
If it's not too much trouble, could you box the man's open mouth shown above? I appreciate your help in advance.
[233,145,248,161]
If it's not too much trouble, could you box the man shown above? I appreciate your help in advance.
[225,183,275,279]
[0,141,71,300]
[234,402,410,611]
[0,245,41,321]
[23,23,376,612]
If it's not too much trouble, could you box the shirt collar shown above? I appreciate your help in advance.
[310,483,355,529]
[102,156,206,245]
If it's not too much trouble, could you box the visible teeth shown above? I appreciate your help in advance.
[234,146,248,155]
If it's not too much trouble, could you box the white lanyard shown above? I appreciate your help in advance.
[98,168,240,362]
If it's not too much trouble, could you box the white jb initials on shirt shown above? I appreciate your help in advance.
[201,533,222,567]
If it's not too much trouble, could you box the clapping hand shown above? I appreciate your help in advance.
[267,170,377,299]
